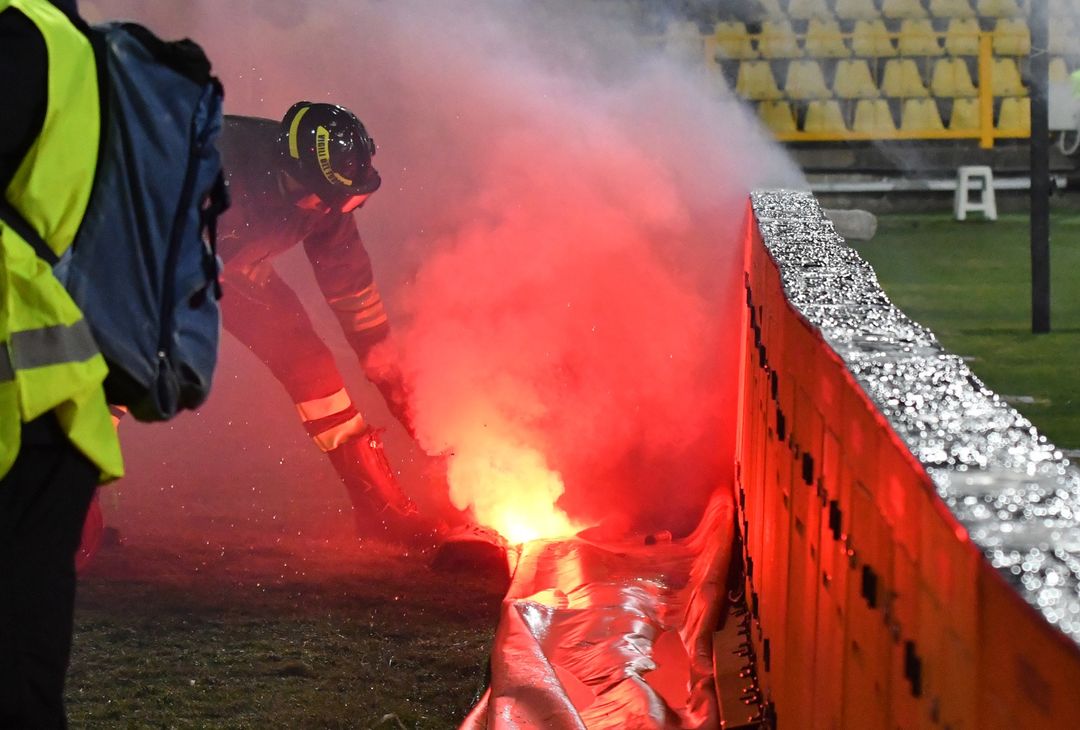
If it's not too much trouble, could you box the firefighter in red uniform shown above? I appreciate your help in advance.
[215,101,420,537]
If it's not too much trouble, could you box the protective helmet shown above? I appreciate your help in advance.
[278,102,381,212]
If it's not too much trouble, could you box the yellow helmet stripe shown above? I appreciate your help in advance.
[287,105,312,159]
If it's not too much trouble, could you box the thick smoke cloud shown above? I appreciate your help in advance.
[85,0,801,539]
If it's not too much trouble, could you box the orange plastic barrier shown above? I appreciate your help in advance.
[736,196,1080,728]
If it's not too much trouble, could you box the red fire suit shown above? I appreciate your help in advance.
[215,114,415,530]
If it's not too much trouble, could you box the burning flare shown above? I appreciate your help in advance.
[447,439,581,544]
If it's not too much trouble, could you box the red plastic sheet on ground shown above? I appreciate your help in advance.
[462,490,735,729]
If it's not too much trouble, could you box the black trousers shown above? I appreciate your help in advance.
[0,414,98,729]
[221,268,345,404]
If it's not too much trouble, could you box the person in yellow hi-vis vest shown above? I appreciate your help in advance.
[0,0,123,725]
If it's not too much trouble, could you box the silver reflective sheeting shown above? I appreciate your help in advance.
[463,493,735,728]
[751,189,1080,641]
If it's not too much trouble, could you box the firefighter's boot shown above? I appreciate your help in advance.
[327,428,423,540]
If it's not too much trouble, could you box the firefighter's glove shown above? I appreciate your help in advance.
[368,366,417,440]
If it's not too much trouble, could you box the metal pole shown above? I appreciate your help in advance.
[979,33,994,149]
[1030,0,1051,333]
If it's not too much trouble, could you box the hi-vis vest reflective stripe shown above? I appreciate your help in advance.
[0,0,123,481]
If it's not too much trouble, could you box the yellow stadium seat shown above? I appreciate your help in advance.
[714,21,759,60]
[853,99,898,134]
[758,101,798,134]
[992,57,1026,96]
[931,58,978,96]
[898,19,944,55]
[788,0,833,20]
[736,60,784,100]
[949,98,981,130]
[758,20,803,58]
[1050,57,1069,83]
[852,19,899,57]
[835,0,882,20]
[882,0,929,18]
[785,60,832,99]
[834,59,882,98]
[929,0,976,17]
[805,100,849,134]
[993,19,1031,56]
[901,98,946,131]
[881,58,930,97]
[976,0,1022,17]
[998,96,1030,133]
[944,18,980,56]
[805,18,852,58]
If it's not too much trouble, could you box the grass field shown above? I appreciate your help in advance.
[68,531,504,729]
[852,212,1080,451]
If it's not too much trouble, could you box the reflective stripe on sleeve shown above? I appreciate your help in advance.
[327,283,377,311]
[312,411,366,452]
[10,320,99,370]
[339,308,389,333]
[328,282,389,334]
[295,388,352,422]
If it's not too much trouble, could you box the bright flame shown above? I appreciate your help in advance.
[447,440,582,544]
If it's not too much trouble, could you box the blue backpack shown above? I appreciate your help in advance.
[1,22,228,422]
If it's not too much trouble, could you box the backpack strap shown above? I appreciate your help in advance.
[0,198,60,266]
[200,171,229,302]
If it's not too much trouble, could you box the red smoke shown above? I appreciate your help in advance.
[83,0,801,541]
[399,113,726,536]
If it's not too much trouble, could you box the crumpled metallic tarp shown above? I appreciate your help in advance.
[462,492,735,729]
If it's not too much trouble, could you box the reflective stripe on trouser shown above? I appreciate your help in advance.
[311,412,366,452]
[295,388,366,452]
[0,320,99,382]
[295,387,351,422]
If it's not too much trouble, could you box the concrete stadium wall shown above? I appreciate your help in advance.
[737,191,1080,728]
